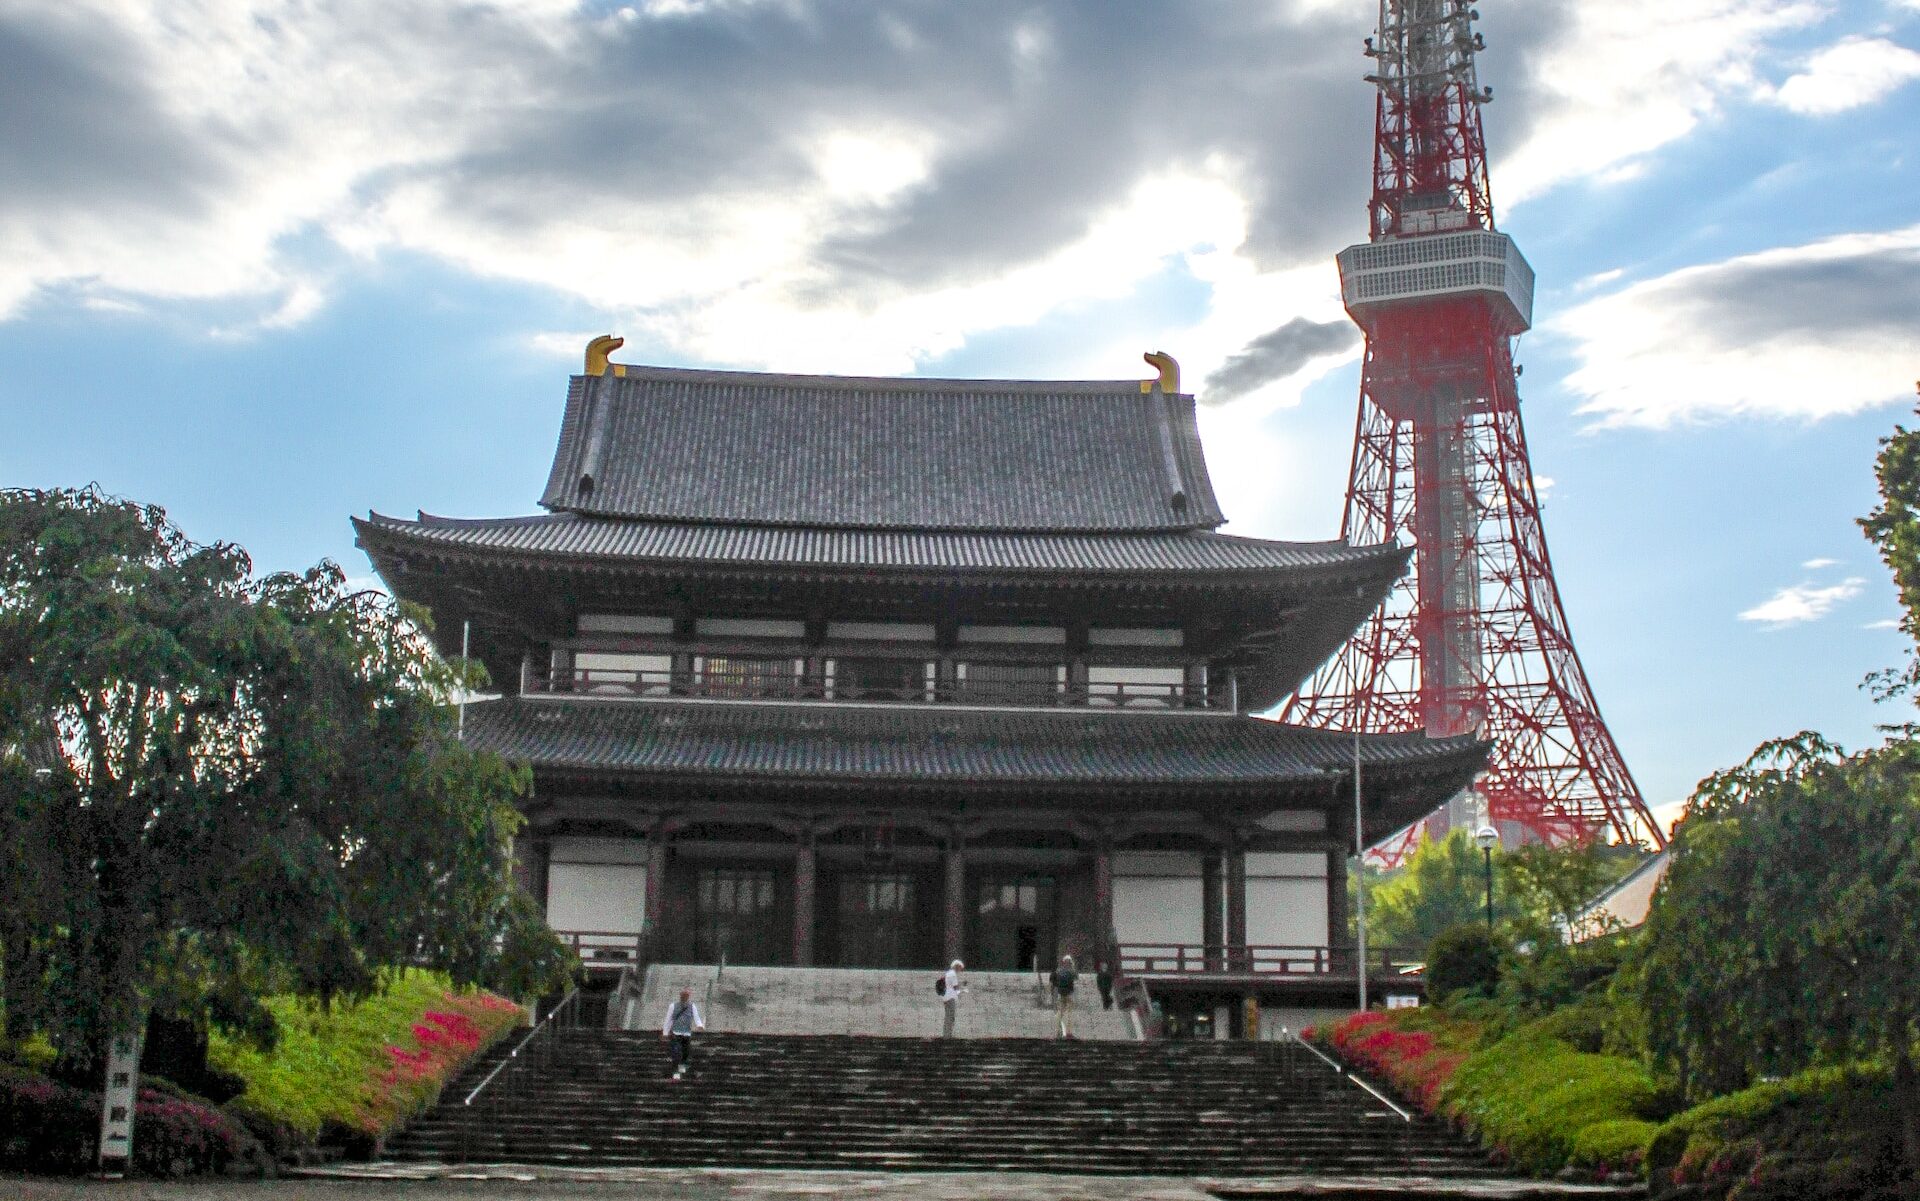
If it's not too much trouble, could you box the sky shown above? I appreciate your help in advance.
[3,0,1918,830]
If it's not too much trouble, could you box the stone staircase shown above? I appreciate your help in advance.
[631,964,1137,1040]
[387,1030,1496,1176]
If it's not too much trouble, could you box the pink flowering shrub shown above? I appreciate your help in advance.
[358,991,521,1137]
[0,1063,257,1177]
[1320,1008,1478,1112]
[212,972,522,1149]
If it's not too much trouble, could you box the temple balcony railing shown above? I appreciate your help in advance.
[1117,942,1421,979]
[523,667,1231,711]
[555,929,648,965]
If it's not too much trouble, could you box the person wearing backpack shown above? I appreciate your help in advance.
[1051,954,1078,1039]
[938,959,965,1037]
[660,987,704,1080]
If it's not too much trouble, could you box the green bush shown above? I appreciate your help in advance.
[210,970,520,1146]
[1426,924,1502,1000]
[1648,1063,1913,1201]
[1570,1118,1661,1173]
[1442,1018,1670,1175]
[0,1061,262,1177]
[1528,997,1610,1054]
[1317,1005,1670,1178]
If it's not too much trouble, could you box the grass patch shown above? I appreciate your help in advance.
[210,970,521,1144]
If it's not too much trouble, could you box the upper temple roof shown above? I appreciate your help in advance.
[538,364,1225,532]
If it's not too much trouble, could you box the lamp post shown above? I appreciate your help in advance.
[1474,825,1499,930]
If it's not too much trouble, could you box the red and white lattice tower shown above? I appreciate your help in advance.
[1282,0,1665,861]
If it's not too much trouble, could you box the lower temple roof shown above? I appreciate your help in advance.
[356,511,1405,578]
[463,697,1486,834]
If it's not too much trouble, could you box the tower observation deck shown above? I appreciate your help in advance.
[1284,0,1666,856]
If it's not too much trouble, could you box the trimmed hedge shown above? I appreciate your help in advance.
[1315,1007,1669,1177]
[210,970,521,1146]
[1647,1063,1914,1201]
[1444,1020,1668,1175]
[0,1062,261,1177]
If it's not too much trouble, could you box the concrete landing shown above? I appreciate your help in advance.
[636,964,1137,1040]
[278,1164,1640,1200]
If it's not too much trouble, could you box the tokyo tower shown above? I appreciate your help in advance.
[1282,0,1666,856]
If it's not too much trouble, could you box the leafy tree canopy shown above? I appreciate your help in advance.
[0,487,571,1079]
[1631,733,1920,1160]
[1363,828,1512,950]
[1861,404,1920,703]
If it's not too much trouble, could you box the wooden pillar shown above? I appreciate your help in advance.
[1093,843,1115,959]
[1226,840,1247,969]
[646,834,669,949]
[793,837,816,967]
[943,839,967,965]
[1326,843,1350,950]
[1202,848,1224,970]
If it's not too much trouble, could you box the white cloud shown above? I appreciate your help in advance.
[1738,577,1866,626]
[1771,36,1920,114]
[1555,226,1920,427]
[0,0,1831,379]
[1802,557,1839,569]
[1866,617,1902,629]
[1494,0,1825,204]
[1533,475,1557,501]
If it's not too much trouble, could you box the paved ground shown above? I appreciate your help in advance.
[637,965,1138,1041]
[5,1167,1638,1201]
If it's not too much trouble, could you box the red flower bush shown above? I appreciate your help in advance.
[363,991,520,1132]
[1322,1009,1474,1112]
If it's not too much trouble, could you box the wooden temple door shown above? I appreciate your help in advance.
[970,875,1058,972]
[834,872,924,967]
[692,867,781,964]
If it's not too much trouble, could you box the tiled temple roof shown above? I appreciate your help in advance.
[465,696,1485,806]
[355,511,1407,580]
[538,365,1224,532]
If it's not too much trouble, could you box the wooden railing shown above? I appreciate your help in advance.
[1116,943,1419,978]
[526,667,1227,710]
[556,929,647,963]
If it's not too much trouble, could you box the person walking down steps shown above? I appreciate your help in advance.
[661,987,704,1080]
[1051,955,1078,1039]
[938,960,966,1037]
[1096,960,1115,1010]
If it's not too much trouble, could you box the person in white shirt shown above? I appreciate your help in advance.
[940,960,965,1037]
[661,987,704,1080]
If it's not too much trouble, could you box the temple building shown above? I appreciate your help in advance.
[354,341,1484,1018]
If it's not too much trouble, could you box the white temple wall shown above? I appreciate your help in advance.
[1112,852,1206,947]
[1243,852,1329,948]
[545,837,648,935]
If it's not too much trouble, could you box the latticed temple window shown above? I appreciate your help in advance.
[696,655,804,698]
[956,661,1066,704]
[830,658,932,702]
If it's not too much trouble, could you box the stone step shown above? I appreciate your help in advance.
[389,1028,1495,1177]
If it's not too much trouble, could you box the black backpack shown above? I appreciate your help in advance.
[934,976,947,996]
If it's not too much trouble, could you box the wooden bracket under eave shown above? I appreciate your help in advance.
[1140,351,1179,394]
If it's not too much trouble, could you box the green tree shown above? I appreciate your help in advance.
[1633,733,1920,1164]
[1500,838,1643,941]
[1862,403,1920,702]
[1366,828,1513,949]
[0,487,571,1079]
